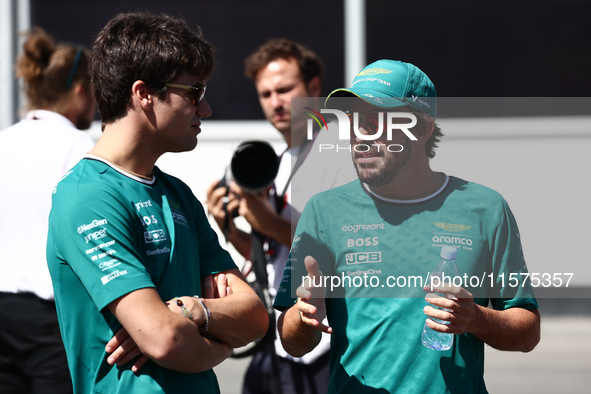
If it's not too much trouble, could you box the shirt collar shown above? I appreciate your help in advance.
[25,110,76,129]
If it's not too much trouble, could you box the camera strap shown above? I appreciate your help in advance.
[221,186,231,241]
[245,127,321,300]
[231,128,320,386]
[277,128,320,207]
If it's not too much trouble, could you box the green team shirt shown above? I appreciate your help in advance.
[274,176,538,394]
[47,156,236,394]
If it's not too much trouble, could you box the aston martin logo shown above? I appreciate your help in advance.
[433,222,472,232]
[357,68,393,76]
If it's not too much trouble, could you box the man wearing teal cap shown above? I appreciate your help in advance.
[273,59,541,393]
[330,59,438,117]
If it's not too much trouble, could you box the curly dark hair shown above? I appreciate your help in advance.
[244,38,323,84]
[410,109,443,159]
[90,12,215,127]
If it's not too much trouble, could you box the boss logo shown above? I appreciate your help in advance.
[347,237,379,247]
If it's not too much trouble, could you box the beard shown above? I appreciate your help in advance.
[353,140,414,187]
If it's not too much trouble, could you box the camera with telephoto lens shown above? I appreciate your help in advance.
[217,140,281,359]
[217,140,279,193]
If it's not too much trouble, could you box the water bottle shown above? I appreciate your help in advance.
[421,246,461,351]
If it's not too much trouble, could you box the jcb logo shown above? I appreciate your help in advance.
[345,252,382,265]
[144,229,166,243]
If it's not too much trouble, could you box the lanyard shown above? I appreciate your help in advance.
[276,128,320,212]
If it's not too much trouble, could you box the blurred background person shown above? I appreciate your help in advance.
[0,27,96,394]
[207,38,355,394]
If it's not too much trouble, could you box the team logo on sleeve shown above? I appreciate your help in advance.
[98,258,120,271]
[85,240,116,255]
[77,218,108,234]
[101,270,128,285]
[84,228,108,244]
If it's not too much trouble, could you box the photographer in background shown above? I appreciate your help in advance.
[0,27,96,393]
[207,39,354,394]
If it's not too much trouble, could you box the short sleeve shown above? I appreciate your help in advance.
[48,183,155,312]
[274,196,334,311]
[489,200,538,311]
[193,199,236,277]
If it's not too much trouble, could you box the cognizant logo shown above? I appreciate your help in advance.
[342,223,385,232]
[303,107,418,153]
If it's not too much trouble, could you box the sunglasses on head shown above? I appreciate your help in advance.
[165,83,207,106]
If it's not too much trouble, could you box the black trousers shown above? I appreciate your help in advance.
[243,346,331,394]
[0,292,73,394]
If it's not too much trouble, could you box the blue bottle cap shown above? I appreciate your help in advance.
[440,246,458,260]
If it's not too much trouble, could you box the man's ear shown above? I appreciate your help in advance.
[73,84,86,98]
[63,84,91,121]
[422,117,435,143]
[71,84,90,108]
[306,76,322,98]
[131,80,153,110]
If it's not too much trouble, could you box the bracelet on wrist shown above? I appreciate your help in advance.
[173,297,193,320]
[193,295,210,332]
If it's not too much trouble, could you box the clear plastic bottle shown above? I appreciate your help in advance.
[421,246,461,351]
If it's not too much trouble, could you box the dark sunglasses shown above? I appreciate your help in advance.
[347,111,414,136]
[346,111,385,136]
[165,83,207,106]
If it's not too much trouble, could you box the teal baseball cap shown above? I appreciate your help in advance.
[326,59,437,117]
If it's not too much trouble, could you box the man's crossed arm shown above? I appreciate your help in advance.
[106,268,268,373]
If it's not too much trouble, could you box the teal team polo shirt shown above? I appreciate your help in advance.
[274,176,538,394]
[47,156,236,394]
